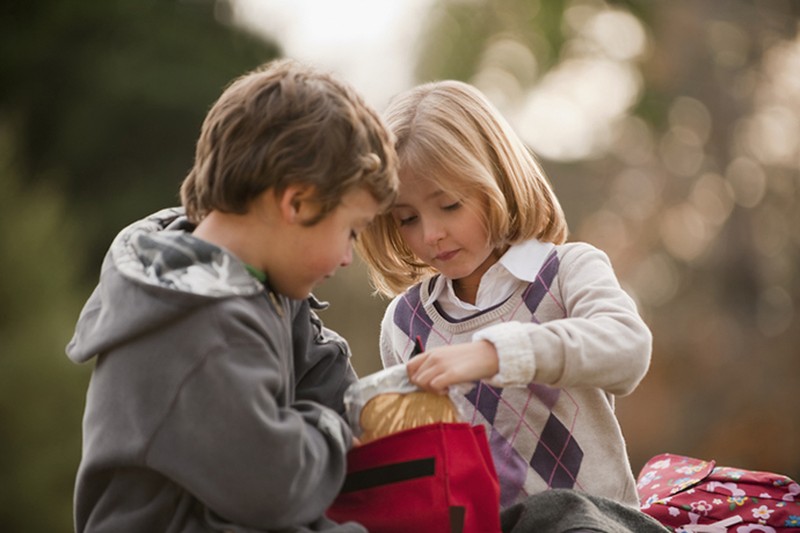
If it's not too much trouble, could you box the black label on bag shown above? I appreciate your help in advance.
[340,457,436,493]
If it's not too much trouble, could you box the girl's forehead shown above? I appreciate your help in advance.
[395,178,460,208]
[398,167,430,187]
[399,169,444,190]
[399,164,459,189]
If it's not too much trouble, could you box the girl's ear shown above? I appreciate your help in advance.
[278,184,317,223]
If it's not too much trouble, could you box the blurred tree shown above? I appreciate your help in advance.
[415,0,569,83]
[410,0,800,479]
[0,126,90,531]
[0,0,280,279]
[0,1,279,531]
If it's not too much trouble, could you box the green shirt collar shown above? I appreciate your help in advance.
[244,263,267,284]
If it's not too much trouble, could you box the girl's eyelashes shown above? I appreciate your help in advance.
[393,201,461,226]
[391,208,418,226]
[397,215,418,226]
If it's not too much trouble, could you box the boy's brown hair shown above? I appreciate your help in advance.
[181,58,398,224]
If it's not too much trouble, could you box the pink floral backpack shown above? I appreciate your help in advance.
[637,453,800,532]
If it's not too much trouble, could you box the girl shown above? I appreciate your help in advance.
[356,80,652,510]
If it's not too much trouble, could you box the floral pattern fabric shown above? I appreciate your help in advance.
[637,453,800,532]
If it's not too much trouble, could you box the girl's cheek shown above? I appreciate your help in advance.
[405,227,423,246]
[397,225,412,240]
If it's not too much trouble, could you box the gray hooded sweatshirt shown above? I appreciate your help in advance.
[66,208,366,533]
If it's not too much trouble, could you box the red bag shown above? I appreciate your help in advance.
[327,422,502,533]
[637,453,800,532]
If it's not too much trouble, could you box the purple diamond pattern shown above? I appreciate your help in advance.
[522,250,559,313]
[464,383,584,503]
[465,382,503,424]
[529,382,560,410]
[393,284,433,350]
[530,413,584,489]
[489,427,529,508]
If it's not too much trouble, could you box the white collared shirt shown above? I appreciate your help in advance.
[426,239,555,319]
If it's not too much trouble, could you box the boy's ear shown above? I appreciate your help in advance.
[279,184,317,223]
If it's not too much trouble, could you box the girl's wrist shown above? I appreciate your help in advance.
[472,322,536,387]
[475,339,500,377]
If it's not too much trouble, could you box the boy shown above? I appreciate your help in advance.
[66,58,398,532]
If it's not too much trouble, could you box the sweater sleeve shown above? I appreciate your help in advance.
[474,243,652,396]
[143,304,352,530]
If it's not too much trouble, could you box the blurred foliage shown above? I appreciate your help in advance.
[405,0,800,480]
[1,0,279,269]
[0,128,91,531]
[415,0,568,82]
[0,0,278,531]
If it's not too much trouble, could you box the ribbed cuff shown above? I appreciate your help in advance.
[473,322,535,387]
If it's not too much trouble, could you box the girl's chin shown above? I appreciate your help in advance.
[438,266,477,281]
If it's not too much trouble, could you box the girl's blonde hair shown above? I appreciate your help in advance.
[357,80,568,297]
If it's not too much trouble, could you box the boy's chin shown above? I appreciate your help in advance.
[269,280,311,301]
[281,288,313,301]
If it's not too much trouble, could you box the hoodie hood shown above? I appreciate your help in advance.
[66,207,264,364]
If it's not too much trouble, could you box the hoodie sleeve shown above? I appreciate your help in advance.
[292,298,359,416]
[143,299,352,530]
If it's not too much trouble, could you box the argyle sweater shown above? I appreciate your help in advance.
[379,242,651,509]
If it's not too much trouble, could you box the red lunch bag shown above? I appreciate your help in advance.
[327,422,502,533]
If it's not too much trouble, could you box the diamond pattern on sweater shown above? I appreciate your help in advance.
[529,382,560,409]
[489,427,529,508]
[522,251,559,314]
[465,382,503,424]
[530,413,584,489]
[393,284,433,351]
[464,381,583,504]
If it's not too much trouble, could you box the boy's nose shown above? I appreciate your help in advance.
[340,245,353,267]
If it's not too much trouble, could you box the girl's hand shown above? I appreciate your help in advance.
[406,340,499,395]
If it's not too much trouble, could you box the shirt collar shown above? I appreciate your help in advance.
[423,238,555,306]
[498,238,555,282]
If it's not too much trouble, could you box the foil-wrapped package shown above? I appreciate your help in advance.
[344,365,471,443]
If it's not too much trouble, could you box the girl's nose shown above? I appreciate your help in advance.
[422,219,446,245]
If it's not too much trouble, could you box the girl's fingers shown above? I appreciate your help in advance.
[408,358,443,391]
[411,364,454,394]
[427,375,450,395]
[406,351,429,372]
[406,341,498,395]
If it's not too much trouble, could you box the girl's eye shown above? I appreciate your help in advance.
[392,210,418,226]
[398,215,418,226]
[443,201,462,211]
